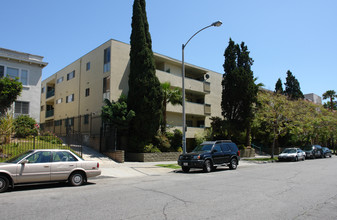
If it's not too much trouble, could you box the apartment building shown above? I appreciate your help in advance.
[0,48,48,122]
[40,39,222,150]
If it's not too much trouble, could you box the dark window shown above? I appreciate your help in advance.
[41,87,45,93]
[41,105,44,111]
[0,65,4,77]
[103,77,110,93]
[15,101,29,114]
[65,118,74,126]
[85,88,90,97]
[86,62,90,71]
[103,47,111,72]
[67,71,75,80]
[84,114,89,124]
[221,144,230,152]
[213,144,222,153]
[66,94,74,103]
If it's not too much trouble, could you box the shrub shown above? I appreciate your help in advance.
[169,129,182,151]
[144,143,161,153]
[14,115,37,138]
[38,131,63,144]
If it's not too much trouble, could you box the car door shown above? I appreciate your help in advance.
[51,151,78,181]
[212,144,225,164]
[221,144,231,163]
[16,151,51,183]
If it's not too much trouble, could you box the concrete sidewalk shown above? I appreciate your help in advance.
[81,146,259,179]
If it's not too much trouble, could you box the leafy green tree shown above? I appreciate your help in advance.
[253,91,295,158]
[274,78,284,94]
[14,115,38,138]
[128,0,164,152]
[160,82,182,132]
[221,38,259,146]
[0,77,23,114]
[322,90,337,111]
[284,70,304,100]
[102,95,135,131]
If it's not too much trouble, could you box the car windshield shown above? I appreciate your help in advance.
[5,150,34,163]
[282,149,296,153]
[192,144,213,152]
[303,146,313,151]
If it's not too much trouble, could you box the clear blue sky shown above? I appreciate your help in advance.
[1,0,336,100]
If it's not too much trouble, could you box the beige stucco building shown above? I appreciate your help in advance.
[0,48,48,122]
[40,39,222,149]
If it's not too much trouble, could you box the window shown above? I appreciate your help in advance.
[57,76,64,84]
[56,98,62,104]
[54,120,62,126]
[67,71,75,80]
[65,117,74,126]
[103,77,110,100]
[103,77,110,93]
[85,88,90,97]
[6,67,28,85]
[21,70,28,85]
[41,105,44,111]
[26,151,51,163]
[213,144,222,153]
[0,65,4,77]
[84,114,89,124]
[103,47,111,72]
[66,94,74,103]
[41,87,45,93]
[53,151,77,162]
[15,101,29,114]
[86,62,90,71]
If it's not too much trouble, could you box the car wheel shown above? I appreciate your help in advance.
[69,172,85,186]
[203,160,212,173]
[182,166,190,173]
[295,156,298,162]
[302,156,305,161]
[229,158,238,170]
[0,176,9,193]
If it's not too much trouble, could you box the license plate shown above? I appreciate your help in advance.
[183,162,188,166]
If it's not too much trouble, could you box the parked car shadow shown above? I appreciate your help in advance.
[7,181,96,193]
[176,167,231,174]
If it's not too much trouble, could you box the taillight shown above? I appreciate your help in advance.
[97,162,100,168]
[237,151,240,156]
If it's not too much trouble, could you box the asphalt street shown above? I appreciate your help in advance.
[1,157,337,220]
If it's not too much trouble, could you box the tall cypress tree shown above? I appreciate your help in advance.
[284,70,304,100]
[275,78,284,94]
[221,38,258,145]
[128,0,163,152]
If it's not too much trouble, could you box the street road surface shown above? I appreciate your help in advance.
[1,157,337,220]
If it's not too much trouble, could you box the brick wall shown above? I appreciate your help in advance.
[126,152,181,162]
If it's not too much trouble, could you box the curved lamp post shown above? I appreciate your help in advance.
[182,21,222,154]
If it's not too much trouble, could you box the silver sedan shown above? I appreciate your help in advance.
[0,149,101,193]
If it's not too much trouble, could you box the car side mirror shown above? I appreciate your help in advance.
[212,149,218,153]
[20,159,28,164]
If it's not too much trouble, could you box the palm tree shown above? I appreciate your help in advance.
[161,82,182,132]
[323,90,337,111]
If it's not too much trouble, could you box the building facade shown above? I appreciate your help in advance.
[304,93,322,105]
[0,48,48,122]
[40,39,222,150]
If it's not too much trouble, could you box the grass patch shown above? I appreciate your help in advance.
[156,164,181,169]
[243,157,278,162]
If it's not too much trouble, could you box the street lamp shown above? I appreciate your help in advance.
[181,20,222,154]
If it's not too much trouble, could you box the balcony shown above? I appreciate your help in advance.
[46,109,54,118]
[46,89,55,99]
[156,70,209,94]
[167,102,211,116]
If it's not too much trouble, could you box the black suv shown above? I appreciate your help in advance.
[303,145,323,159]
[178,140,240,173]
